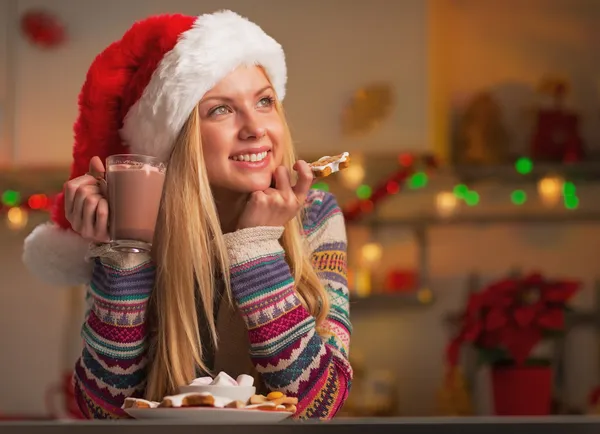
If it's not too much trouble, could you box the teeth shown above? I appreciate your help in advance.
[232,151,268,162]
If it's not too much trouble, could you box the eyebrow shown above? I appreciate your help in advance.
[200,85,274,104]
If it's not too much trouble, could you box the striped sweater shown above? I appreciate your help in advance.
[73,189,352,420]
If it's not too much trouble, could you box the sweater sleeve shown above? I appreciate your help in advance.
[73,249,155,419]
[223,190,353,420]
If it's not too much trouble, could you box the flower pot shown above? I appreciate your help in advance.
[491,364,552,415]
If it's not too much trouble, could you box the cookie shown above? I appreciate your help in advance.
[283,404,297,413]
[158,392,215,408]
[225,400,246,409]
[249,394,268,405]
[122,397,159,409]
[309,152,351,178]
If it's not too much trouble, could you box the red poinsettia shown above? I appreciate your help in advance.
[447,273,580,367]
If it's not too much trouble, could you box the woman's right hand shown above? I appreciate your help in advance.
[64,156,110,243]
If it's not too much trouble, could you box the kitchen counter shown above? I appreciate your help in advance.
[2,416,600,434]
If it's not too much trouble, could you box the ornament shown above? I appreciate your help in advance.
[341,83,394,137]
[21,10,66,49]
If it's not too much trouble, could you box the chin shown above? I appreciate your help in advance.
[233,175,272,193]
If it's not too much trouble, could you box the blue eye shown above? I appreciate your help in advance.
[209,105,230,116]
[257,96,274,108]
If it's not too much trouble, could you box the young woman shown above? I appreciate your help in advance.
[22,11,352,420]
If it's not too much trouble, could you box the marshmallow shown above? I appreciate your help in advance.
[210,371,238,387]
[189,376,213,386]
[236,374,255,387]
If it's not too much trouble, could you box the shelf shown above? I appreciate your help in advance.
[356,211,600,229]
[350,290,434,311]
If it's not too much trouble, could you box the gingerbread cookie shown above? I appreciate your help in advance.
[122,397,159,409]
[309,152,350,178]
[158,392,216,408]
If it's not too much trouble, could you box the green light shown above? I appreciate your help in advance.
[311,182,329,192]
[453,184,469,199]
[515,157,533,175]
[465,191,480,206]
[564,195,579,210]
[511,190,527,205]
[356,184,372,200]
[563,181,576,196]
[1,190,20,206]
[409,172,428,189]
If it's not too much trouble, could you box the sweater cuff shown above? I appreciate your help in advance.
[223,226,284,265]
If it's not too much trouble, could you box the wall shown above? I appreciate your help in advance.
[0,0,433,168]
[438,0,600,155]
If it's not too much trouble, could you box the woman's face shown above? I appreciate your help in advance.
[198,65,285,194]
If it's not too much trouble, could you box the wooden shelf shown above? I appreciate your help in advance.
[350,290,434,311]
[356,211,600,229]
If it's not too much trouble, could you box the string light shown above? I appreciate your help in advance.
[339,163,365,189]
[464,191,480,206]
[409,172,428,189]
[537,175,563,207]
[453,184,469,199]
[562,181,579,210]
[436,192,458,217]
[510,190,527,205]
[28,194,49,209]
[311,181,329,192]
[515,157,533,175]
[356,184,372,200]
[2,190,20,206]
[7,207,28,230]
[386,181,400,195]
[361,242,383,266]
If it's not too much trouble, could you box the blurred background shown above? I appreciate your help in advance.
[1,0,600,420]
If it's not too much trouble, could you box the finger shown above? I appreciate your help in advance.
[81,194,101,237]
[292,160,314,203]
[273,166,292,194]
[89,156,106,179]
[64,175,99,218]
[94,198,110,242]
[71,184,101,230]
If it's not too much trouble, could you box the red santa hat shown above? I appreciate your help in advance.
[22,10,287,286]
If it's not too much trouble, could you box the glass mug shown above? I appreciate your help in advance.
[105,154,166,253]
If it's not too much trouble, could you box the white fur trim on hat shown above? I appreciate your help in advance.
[23,223,93,286]
[121,10,287,162]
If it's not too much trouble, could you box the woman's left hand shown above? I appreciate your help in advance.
[237,160,314,230]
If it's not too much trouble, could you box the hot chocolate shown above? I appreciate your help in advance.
[106,155,166,252]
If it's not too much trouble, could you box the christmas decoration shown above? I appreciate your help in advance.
[446,272,579,366]
[530,76,585,162]
[21,10,67,49]
[443,272,580,416]
[454,91,509,166]
[341,154,438,222]
[436,366,473,416]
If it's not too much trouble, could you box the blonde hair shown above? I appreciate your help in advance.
[145,100,329,401]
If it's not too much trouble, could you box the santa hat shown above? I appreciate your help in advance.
[22,10,287,286]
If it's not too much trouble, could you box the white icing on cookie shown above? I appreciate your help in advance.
[122,397,160,409]
[310,152,350,173]
[161,392,232,408]
[245,402,277,409]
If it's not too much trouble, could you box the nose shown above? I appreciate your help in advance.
[238,113,266,141]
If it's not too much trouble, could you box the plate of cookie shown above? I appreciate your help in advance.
[122,372,296,423]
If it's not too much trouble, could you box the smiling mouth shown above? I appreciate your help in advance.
[229,150,270,162]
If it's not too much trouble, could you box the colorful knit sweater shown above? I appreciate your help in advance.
[73,190,352,420]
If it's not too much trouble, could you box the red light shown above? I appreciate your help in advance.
[28,194,48,209]
[386,181,400,194]
[398,153,414,167]
[359,200,374,213]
